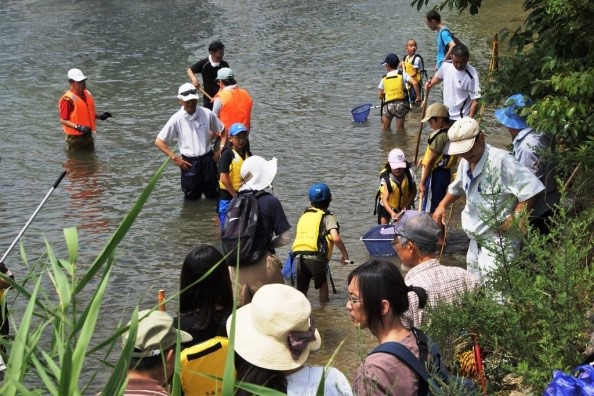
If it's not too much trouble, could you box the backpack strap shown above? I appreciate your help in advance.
[428,128,447,145]
[369,341,430,396]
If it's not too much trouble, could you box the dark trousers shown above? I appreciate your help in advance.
[430,167,452,212]
[181,151,218,200]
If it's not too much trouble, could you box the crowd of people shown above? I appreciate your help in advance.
[0,8,555,395]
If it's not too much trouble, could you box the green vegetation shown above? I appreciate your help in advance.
[410,0,594,392]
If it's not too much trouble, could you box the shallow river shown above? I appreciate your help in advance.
[0,0,524,390]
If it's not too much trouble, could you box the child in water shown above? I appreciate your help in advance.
[375,148,417,224]
[401,39,427,103]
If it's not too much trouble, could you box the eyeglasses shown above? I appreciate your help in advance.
[346,295,363,304]
[232,135,248,140]
[179,89,197,96]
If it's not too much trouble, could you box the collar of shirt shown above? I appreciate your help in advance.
[208,55,220,67]
[223,84,238,90]
[405,258,441,282]
[514,127,534,144]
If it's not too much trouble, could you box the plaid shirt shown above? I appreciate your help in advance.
[401,259,477,328]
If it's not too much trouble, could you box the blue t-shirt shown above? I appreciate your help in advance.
[436,27,454,69]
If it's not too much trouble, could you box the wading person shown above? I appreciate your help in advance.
[155,83,226,200]
[392,211,476,328]
[292,183,350,302]
[121,310,192,395]
[229,283,353,395]
[424,10,457,72]
[424,45,481,120]
[58,68,112,151]
[223,156,291,307]
[375,148,417,224]
[432,117,545,279]
[218,123,251,231]
[347,260,428,395]
[495,94,560,234]
[212,68,253,132]
[418,103,457,212]
[186,40,229,110]
[378,53,421,131]
[401,39,427,103]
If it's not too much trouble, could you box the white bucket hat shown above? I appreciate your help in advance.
[239,156,277,192]
[227,284,321,370]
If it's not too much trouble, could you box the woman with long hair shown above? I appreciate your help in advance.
[176,244,233,347]
[347,260,428,395]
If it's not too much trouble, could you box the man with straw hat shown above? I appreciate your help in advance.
[392,211,476,327]
[228,283,352,394]
[432,117,545,279]
[121,310,192,395]
[226,155,291,307]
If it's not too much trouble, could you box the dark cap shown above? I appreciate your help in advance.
[381,53,400,68]
[393,211,442,247]
[308,183,331,203]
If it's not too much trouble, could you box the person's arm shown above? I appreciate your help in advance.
[419,149,440,195]
[271,230,291,248]
[444,40,457,61]
[424,75,442,95]
[59,99,78,129]
[187,67,200,89]
[219,172,236,197]
[501,195,538,232]
[328,228,349,265]
[468,98,479,118]
[155,137,191,170]
[378,88,385,102]
[405,175,417,209]
[381,183,398,221]
[432,192,462,226]
[212,97,222,116]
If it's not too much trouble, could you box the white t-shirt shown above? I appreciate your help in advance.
[436,61,481,120]
[157,106,224,157]
[286,366,353,396]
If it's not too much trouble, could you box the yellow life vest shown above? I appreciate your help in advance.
[218,149,249,191]
[180,336,230,396]
[403,55,421,83]
[383,72,406,102]
[377,170,413,210]
[421,128,458,170]
[292,208,334,260]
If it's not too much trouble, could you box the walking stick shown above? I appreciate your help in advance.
[1,170,67,264]
[327,263,337,294]
[158,289,166,311]
[413,100,428,164]
[438,202,455,262]
[199,87,213,102]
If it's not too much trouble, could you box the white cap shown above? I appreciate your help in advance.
[67,68,87,82]
[388,148,407,169]
[177,83,200,101]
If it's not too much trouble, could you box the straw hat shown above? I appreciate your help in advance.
[239,156,277,192]
[227,284,321,370]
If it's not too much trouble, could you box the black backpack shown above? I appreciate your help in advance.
[369,328,478,396]
[441,27,465,59]
[408,54,429,81]
[222,190,269,267]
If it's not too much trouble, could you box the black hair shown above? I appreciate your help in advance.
[425,10,441,22]
[179,245,233,330]
[236,361,287,395]
[311,199,331,210]
[451,44,470,59]
[219,78,238,86]
[347,260,427,334]
[208,40,225,52]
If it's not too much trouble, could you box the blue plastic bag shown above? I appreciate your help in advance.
[282,252,297,280]
[543,364,594,395]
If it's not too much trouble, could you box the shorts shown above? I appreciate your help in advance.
[376,204,398,224]
[383,100,410,119]
[295,255,327,292]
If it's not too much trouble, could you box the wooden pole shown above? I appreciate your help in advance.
[413,99,429,163]
[158,289,166,311]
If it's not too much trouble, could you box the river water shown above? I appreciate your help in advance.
[0,0,524,390]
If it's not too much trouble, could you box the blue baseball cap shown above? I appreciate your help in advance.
[229,123,249,136]
[308,183,331,203]
[381,53,400,68]
[495,94,533,130]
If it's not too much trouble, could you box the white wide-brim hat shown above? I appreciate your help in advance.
[227,284,321,370]
[239,156,278,192]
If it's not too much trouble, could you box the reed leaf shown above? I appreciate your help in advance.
[58,344,74,396]
[30,354,58,395]
[46,239,71,314]
[63,227,78,273]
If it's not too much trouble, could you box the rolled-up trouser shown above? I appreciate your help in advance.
[228,252,284,307]
[65,134,94,151]
[180,151,218,200]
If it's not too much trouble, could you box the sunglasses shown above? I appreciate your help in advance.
[179,89,197,96]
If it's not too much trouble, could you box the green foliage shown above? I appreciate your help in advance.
[423,193,594,392]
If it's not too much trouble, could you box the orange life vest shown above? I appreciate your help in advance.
[60,90,96,136]
[216,87,253,130]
